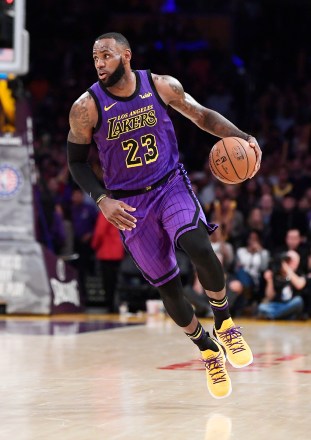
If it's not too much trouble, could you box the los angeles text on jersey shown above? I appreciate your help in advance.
[106,105,156,140]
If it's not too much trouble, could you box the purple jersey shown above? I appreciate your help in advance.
[88,70,179,191]
[119,165,217,287]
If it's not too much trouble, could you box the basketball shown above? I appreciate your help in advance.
[209,137,256,184]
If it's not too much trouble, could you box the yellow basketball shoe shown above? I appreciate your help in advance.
[213,318,253,368]
[201,339,232,399]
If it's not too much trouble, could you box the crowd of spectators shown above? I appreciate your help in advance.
[2,0,311,318]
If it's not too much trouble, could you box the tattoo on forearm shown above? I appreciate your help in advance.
[202,110,247,139]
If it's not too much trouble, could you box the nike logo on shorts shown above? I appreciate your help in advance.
[104,102,117,111]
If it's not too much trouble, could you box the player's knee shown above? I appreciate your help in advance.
[178,222,214,268]
[190,241,221,273]
[179,237,211,268]
[191,242,210,267]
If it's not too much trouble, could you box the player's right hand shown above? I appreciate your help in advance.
[98,197,137,231]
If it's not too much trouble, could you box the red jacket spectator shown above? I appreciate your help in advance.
[91,213,124,261]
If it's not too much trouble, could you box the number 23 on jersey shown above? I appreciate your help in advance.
[122,134,159,168]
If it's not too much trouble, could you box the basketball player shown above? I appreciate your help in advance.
[67,32,261,399]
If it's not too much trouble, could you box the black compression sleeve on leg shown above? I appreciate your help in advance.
[67,141,107,202]
[178,221,225,292]
[157,275,195,327]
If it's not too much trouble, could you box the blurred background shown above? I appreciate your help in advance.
[1,0,311,320]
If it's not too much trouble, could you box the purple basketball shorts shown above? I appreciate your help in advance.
[118,166,217,287]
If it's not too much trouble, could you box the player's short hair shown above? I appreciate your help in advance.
[95,32,131,50]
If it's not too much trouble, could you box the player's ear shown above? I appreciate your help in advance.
[123,49,132,63]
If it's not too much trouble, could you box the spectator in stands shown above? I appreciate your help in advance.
[258,250,305,320]
[207,185,245,249]
[203,182,226,218]
[269,192,309,250]
[245,207,263,235]
[34,175,66,255]
[71,188,98,294]
[289,157,311,199]
[272,166,293,201]
[258,193,274,227]
[278,228,309,274]
[238,179,261,218]
[259,180,274,197]
[209,226,234,273]
[197,159,217,209]
[204,79,236,122]
[298,193,311,238]
[91,213,125,313]
[228,230,270,315]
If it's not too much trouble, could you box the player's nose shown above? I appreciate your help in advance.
[96,58,105,68]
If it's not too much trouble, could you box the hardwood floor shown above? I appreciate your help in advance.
[0,313,310,439]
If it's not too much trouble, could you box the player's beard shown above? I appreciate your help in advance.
[100,59,125,87]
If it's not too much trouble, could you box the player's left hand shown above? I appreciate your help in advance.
[247,136,262,178]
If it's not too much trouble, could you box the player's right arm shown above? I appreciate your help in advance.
[67,91,107,202]
[67,92,136,231]
[68,92,96,144]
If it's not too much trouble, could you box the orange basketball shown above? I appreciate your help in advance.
[209,137,256,184]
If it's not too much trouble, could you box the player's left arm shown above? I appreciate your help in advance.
[152,73,261,178]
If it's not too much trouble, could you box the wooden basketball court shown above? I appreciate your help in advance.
[0,313,310,439]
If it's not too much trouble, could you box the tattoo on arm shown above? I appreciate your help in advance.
[68,95,93,144]
[154,73,249,140]
[168,79,184,97]
[202,110,248,140]
[156,76,204,120]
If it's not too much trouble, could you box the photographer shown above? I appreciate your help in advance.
[281,229,309,273]
[257,250,305,320]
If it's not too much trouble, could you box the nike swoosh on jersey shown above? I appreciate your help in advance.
[104,102,118,111]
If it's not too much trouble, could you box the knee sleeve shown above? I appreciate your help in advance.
[178,221,225,292]
[157,275,194,327]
